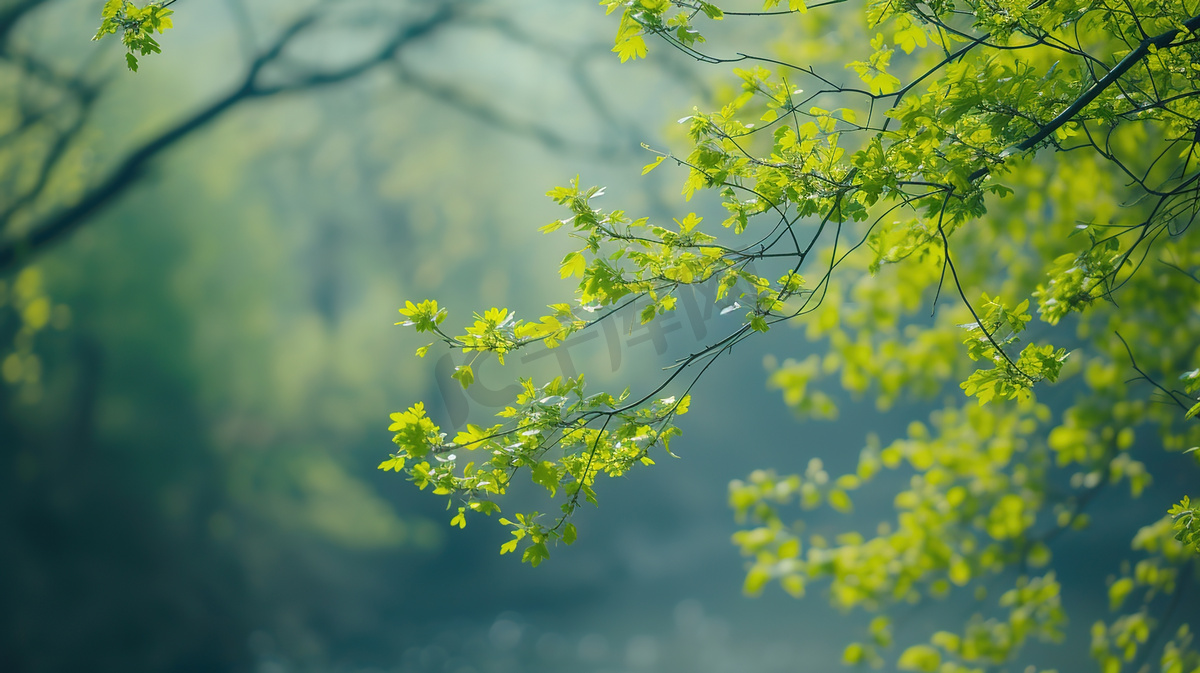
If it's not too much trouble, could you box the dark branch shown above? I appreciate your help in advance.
[0,3,462,270]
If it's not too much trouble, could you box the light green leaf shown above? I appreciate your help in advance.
[897,645,940,672]
[642,155,666,175]
[452,365,474,389]
[560,251,586,279]
[1186,401,1200,420]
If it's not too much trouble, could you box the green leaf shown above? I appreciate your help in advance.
[539,218,567,234]
[743,567,770,595]
[642,155,666,175]
[613,34,647,62]
[780,574,804,597]
[897,645,941,672]
[531,460,560,496]
[377,455,405,472]
[1108,577,1133,610]
[560,251,586,279]
[451,364,474,389]
[522,541,550,567]
[827,488,852,512]
[1186,401,1200,420]
[675,394,691,415]
[640,302,657,324]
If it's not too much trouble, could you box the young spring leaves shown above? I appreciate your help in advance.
[373,3,1200,672]
[383,139,861,562]
[93,0,175,72]
[0,267,70,403]
[585,1,1200,672]
[1170,497,1200,551]
[380,373,691,566]
[958,296,1069,404]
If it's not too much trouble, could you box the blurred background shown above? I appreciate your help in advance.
[0,1,1191,672]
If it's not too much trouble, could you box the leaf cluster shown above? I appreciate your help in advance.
[93,0,174,72]
[377,1,1200,669]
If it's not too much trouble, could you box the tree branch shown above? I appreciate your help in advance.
[968,12,1200,182]
[0,2,461,270]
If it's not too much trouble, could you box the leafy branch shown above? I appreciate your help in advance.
[92,0,177,72]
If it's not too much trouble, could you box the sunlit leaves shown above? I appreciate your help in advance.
[766,355,838,420]
[612,10,648,62]
[0,268,69,403]
[897,644,940,672]
[641,154,666,175]
[396,299,446,333]
[842,642,865,665]
[891,14,928,55]
[450,365,473,389]
[1169,497,1200,550]
[732,400,1051,617]
[1092,613,1153,672]
[1108,577,1135,611]
[1159,625,1200,673]
[960,342,1068,405]
[1035,237,1121,325]
[559,251,587,279]
[380,365,693,564]
[847,34,901,95]
[381,0,1200,620]
[531,461,561,497]
[377,455,405,472]
[387,402,443,460]
[887,574,1066,672]
[763,0,807,13]
[93,1,174,72]
[587,3,1200,672]
[958,296,1067,404]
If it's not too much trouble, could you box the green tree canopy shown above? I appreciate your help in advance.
[82,0,1200,669]
[380,1,1200,671]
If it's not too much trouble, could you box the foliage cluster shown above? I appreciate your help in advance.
[92,0,175,72]
[379,0,1200,670]
[0,267,69,403]
[94,0,1200,670]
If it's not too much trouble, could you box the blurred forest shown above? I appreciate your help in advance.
[1,1,1196,672]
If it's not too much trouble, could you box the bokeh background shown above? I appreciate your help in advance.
[0,1,1192,672]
